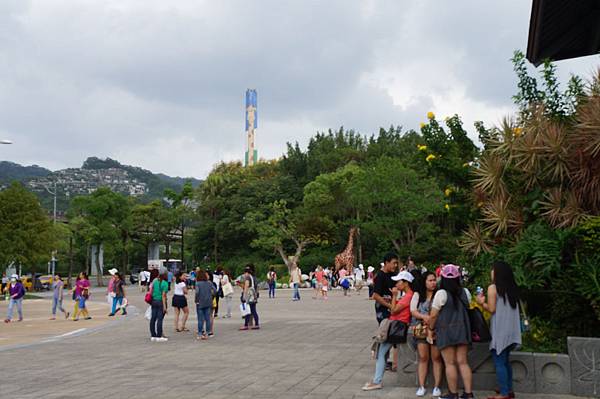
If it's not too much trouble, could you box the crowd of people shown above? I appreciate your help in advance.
[363,252,522,399]
[3,253,523,399]
[145,264,260,342]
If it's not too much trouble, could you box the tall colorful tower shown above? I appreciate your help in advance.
[245,89,258,167]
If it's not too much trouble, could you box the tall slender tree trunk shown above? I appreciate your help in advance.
[95,244,103,287]
[180,220,185,269]
[213,231,218,264]
[68,236,74,287]
[85,244,90,276]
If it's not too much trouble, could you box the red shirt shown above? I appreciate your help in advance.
[390,291,413,323]
[315,271,324,283]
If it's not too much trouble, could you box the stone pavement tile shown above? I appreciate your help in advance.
[1,289,587,399]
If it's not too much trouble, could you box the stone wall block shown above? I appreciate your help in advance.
[533,353,571,394]
[568,336,600,398]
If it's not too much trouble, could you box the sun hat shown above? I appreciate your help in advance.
[108,268,118,275]
[11,274,18,279]
[359,264,364,269]
[441,264,461,279]
[391,270,414,282]
[367,266,375,273]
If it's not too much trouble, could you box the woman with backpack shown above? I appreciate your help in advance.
[240,265,260,330]
[267,266,277,298]
[476,261,522,399]
[195,269,215,340]
[149,270,169,342]
[429,264,474,399]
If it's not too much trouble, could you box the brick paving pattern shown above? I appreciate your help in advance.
[0,288,591,399]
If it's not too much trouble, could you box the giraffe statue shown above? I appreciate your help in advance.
[334,227,357,274]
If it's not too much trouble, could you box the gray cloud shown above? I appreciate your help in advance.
[0,0,598,177]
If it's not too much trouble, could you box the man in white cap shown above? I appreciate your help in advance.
[107,268,118,310]
[354,264,365,294]
[367,266,375,298]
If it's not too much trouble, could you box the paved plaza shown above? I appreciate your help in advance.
[0,288,592,399]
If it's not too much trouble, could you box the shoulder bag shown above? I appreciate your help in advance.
[386,319,408,344]
[144,280,155,304]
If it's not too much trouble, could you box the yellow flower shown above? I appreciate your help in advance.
[418,145,428,151]
[463,162,470,167]
[513,127,523,136]
[420,122,426,129]
[444,188,452,197]
[426,154,436,162]
[444,204,450,211]
[427,111,435,120]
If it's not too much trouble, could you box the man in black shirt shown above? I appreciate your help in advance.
[372,252,399,324]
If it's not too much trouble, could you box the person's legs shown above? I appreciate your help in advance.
[156,302,164,337]
[6,298,15,320]
[182,306,189,329]
[150,302,159,337]
[417,343,431,387]
[197,304,204,334]
[456,344,473,394]
[244,311,251,327]
[203,307,212,334]
[72,301,79,320]
[506,348,514,393]
[491,348,510,396]
[373,342,392,384]
[214,296,219,317]
[111,296,118,314]
[174,307,180,330]
[52,297,58,316]
[16,298,22,320]
[58,298,66,314]
[441,346,458,394]
[430,344,444,388]
[225,295,232,317]
[250,303,259,326]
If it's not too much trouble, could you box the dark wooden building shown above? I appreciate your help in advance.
[527,0,600,65]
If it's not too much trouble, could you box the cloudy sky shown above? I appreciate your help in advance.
[1,1,599,178]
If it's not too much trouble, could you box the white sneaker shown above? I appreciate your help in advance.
[416,386,426,397]
[157,337,168,342]
[150,337,157,342]
[432,387,442,397]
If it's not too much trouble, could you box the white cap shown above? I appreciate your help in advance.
[108,268,118,275]
[391,270,414,282]
[11,274,18,279]
[367,266,374,272]
[358,264,364,269]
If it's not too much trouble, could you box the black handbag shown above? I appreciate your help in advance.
[467,307,491,343]
[386,320,408,344]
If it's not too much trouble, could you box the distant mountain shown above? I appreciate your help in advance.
[0,161,51,183]
[81,157,202,197]
[0,157,202,211]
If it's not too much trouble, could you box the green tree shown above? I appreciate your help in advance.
[349,157,443,258]
[0,182,54,272]
[245,200,330,273]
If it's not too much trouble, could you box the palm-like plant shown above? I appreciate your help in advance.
[458,222,493,256]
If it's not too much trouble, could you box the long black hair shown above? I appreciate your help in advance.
[418,271,437,305]
[440,276,464,309]
[492,260,519,309]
